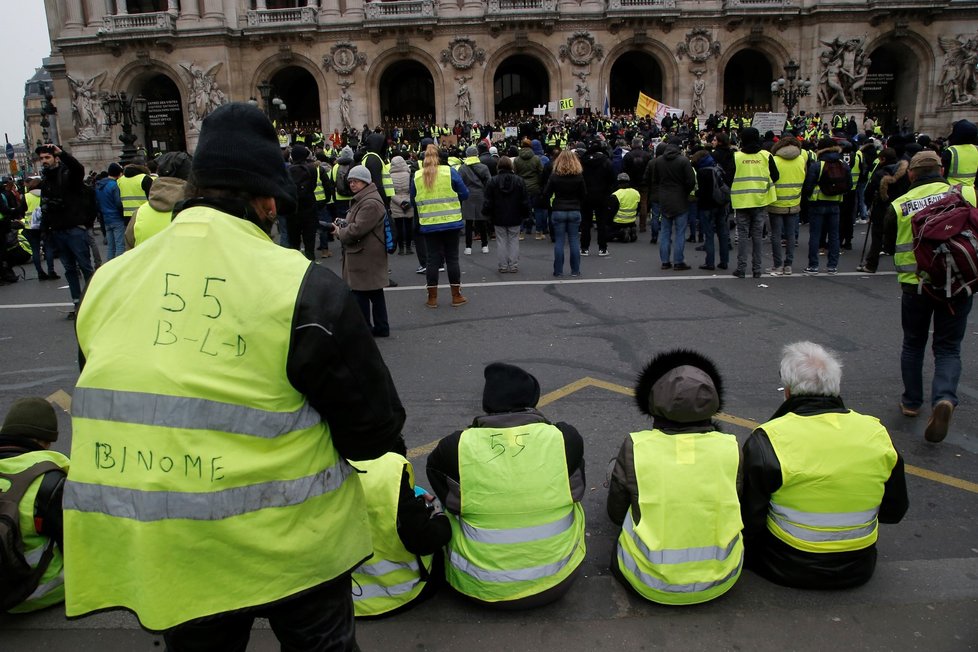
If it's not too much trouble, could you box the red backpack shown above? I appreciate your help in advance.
[910,185,978,300]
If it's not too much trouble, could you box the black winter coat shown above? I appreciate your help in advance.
[482,170,530,227]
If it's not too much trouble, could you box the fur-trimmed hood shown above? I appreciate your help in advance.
[879,159,909,202]
[634,349,724,423]
[816,145,842,158]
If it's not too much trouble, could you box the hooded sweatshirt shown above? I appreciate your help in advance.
[123,176,188,250]
[482,168,530,228]
[514,146,543,194]
[648,145,695,218]
[769,140,804,214]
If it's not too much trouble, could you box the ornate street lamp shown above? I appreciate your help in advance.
[101,91,147,164]
[39,92,58,146]
[257,80,273,116]
[270,96,287,126]
[770,60,812,119]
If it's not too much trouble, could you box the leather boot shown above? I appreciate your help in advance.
[426,286,438,308]
[450,284,467,307]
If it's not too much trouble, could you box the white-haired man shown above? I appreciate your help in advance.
[741,342,908,589]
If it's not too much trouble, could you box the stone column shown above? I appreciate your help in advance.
[438,0,460,19]
[84,0,107,25]
[168,0,179,12]
[256,0,267,9]
[202,0,224,20]
[114,0,128,15]
[319,0,340,19]
[64,0,84,29]
[180,0,200,19]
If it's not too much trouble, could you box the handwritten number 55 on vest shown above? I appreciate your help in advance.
[488,432,528,462]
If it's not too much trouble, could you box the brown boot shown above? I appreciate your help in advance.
[426,286,438,308]
[450,284,467,307]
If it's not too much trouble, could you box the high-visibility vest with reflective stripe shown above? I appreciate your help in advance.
[771,154,807,209]
[809,161,845,203]
[1,450,69,613]
[314,166,328,203]
[132,203,172,247]
[891,181,978,285]
[446,422,586,602]
[24,192,41,229]
[763,410,897,554]
[117,174,148,220]
[616,429,743,605]
[946,144,978,186]
[278,133,290,148]
[850,150,863,186]
[351,452,432,617]
[332,163,353,201]
[382,163,394,197]
[612,188,640,224]
[65,205,371,630]
[414,167,463,232]
[730,151,776,209]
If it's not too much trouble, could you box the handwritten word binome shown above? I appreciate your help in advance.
[94,442,225,482]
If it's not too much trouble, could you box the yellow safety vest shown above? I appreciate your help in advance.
[361,152,390,199]
[64,205,371,630]
[445,422,586,602]
[763,411,897,554]
[615,430,742,605]
[891,181,978,285]
[314,165,328,203]
[131,203,172,247]
[612,188,640,224]
[945,144,978,186]
[24,192,41,229]
[351,453,433,617]
[730,151,776,209]
[850,150,863,186]
[1,450,69,613]
[117,174,148,221]
[414,167,462,232]
[771,155,808,209]
[809,161,845,203]
[278,133,290,148]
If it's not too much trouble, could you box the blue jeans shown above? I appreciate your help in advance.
[900,291,973,409]
[687,203,700,241]
[277,215,289,247]
[552,210,581,275]
[23,229,55,276]
[700,208,729,267]
[51,227,94,305]
[735,208,767,274]
[769,213,799,268]
[807,203,840,269]
[534,206,550,235]
[659,211,688,265]
[316,204,333,249]
[104,218,126,260]
[855,181,868,220]
[648,201,661,240]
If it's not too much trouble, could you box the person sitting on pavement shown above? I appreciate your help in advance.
[607,350,744,605]
[0,397,68,614]
[350,436,451,618]
[426,362,586,609]
[741,341,908,589]
[607,172,640,243]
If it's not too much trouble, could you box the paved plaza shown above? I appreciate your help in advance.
[1,225,976,651]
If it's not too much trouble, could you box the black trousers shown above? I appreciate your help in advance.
[163,575,357,652]
[288,214,318,261]
[352,288,389,335]
[424,229,462,286]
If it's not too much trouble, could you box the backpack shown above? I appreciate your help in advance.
[335,163,352,197]
[382,210,396,254]
[318,165,335,202]
[4,230,31,266]
[817,159,850,196]
[910,185,978,300]
[707,165,731,205]
[80,183,98,225]
[0,460,63,611]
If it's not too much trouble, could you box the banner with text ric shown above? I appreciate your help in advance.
[635,92,682,124]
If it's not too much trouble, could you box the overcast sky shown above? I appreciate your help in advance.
[0,4,52,146]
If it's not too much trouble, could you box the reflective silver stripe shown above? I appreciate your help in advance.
[733,176,770,183]
[623,513,739,565]
[63,462,352,522]
[730,188,769,195]
[120,195,144,201]
[25,573,64,602]
[459,510,574,545]
[416,196,458,206]
[895,242,914,253]
[895,263,918,272]
[770,516,877,542]
[357,558,419,577]
[770,503,878,528]
[776,192,802,201]
[354,577,421,601]
[448,548,576,583]
[24,546,46,566]
[73,387,322,439]
[419,208,462,218]
[617,545,742,594]
[777,183,803,188]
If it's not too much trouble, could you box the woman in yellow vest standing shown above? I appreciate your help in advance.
[412,144,469,308]
[768,136,807,276]
[607,350,744,605]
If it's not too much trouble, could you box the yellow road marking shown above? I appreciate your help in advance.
[47,389,72,414]
[406,377,978,494]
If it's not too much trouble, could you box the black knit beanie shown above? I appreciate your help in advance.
[157,152,193,180]
[1,397,59,442]
[482,362,541,414]
[191,102,297,214]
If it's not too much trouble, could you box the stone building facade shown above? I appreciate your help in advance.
[40,0,978,169]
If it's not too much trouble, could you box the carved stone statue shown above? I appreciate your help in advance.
[573,71,591,108]
[816,37,868,108]
[455,75,472,123]
[339,80,355,130]
[68,72,107,140]
[181,63,228,132]
[692,70,706,117]
[938,34,978,107]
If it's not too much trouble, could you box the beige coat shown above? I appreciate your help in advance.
[335,182,388,291]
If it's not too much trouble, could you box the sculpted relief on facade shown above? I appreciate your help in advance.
[816,37,870,107]
[441,37,486,71]
[559,32,604,67]
[322,42,368,76]
[676,28,721,64]
[938,33,978,107]
[181,62,228,132]
[68,72,108,140]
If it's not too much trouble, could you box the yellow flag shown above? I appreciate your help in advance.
[636,92,657,118]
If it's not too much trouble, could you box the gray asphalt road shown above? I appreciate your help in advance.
[1,224,976,651]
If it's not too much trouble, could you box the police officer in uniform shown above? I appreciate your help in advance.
[742,342,908,588]
[63,103,405,651]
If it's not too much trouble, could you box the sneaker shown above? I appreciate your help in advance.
[717,263,728,270]
[673,263,691,271]
[481,246,489,254]
[46,271,61,280]
[856,264,876,273]
[464,247,472,255]
[732,269,746,278]
[767,266,783,276]
[661,262,672,270]
[535,233,545,240]
[699,264,715,271]
[598,249,609,257]
[924,400,954,443]
[900,403,920,418]
[753,271,762,278]
[581,249,590,256]
[518,233,525,241]
[415,266,427,274]
[570,272,580,277]
[509,266,518,273]
[803,267,820,275]
[498,267,509,273]
[782,265,792,276]
[827,268,838,275]
[438,266,445,272]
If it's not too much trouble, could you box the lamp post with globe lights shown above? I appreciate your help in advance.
[770,60,812,119]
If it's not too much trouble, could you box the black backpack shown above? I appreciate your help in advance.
[80,183,98,226]
[335,164,352,197]
[707,166,731,205]
[0,460,64,611]
[817,159,851,196]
